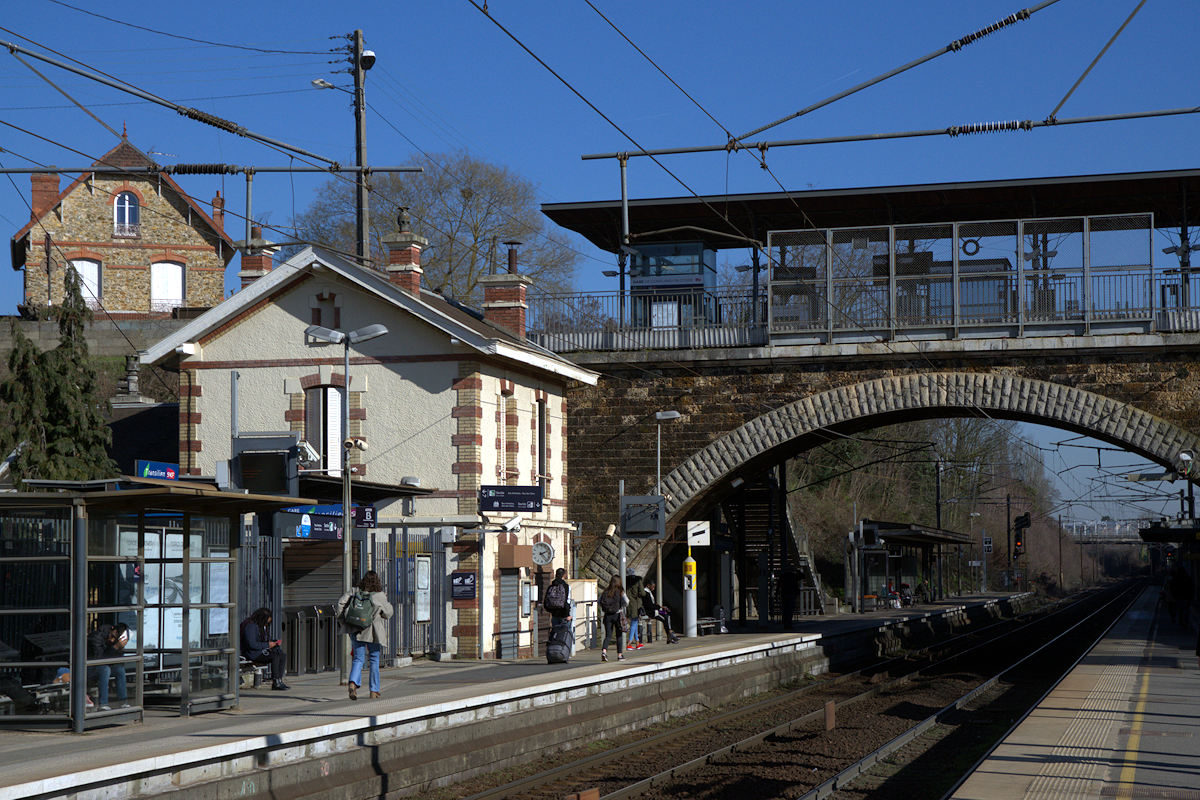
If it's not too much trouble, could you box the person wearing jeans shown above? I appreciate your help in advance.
[336,570,394,700]
[86,622,129,709]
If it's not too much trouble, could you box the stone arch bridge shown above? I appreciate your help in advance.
[566,341,1200,575]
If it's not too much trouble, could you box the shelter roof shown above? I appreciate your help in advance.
[12,476,312,515]
[542,168,1200,253]
[861,518,973,546]
[297,474,434,504]
[1139,520,1200,543]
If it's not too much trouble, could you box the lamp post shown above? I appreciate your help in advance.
[655,410,681,605]
[304,322,388,682]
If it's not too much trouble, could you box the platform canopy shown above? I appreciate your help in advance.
[1139,520,1200,543]
[17,475,314,513]
[543,168,1200,253]
[861,518,974,547]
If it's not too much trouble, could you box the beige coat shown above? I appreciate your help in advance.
[335,590,394,646]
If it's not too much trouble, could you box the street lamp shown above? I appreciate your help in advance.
[304,322,388,682]
[655,410,681,603]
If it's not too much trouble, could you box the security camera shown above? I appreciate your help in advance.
[360,49,376,70]
[298,440,321,464]
[343,438,368,451]
[501,515,523,533]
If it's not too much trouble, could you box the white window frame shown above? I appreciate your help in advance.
[114,191,140,237]
[150,261,185,312]
[70,258,101,307]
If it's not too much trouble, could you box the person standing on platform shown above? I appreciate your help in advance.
[336,570,394,700]
[598,575,626,662]
[780,566,800,630]
[240,608,289,691]
[626,573,644,649]
[1170,566,1194,627]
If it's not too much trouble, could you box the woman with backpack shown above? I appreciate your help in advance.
[335,570,394,700]
[598,574,627,662]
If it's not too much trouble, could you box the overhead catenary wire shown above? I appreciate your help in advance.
[0,34,339,166]
[734,0,1063,143]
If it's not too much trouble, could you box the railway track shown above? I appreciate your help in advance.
[440,583,1139,800]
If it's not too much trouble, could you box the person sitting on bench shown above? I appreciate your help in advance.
[642,580,680,643]
[240,608,288,690]
[87,622,129,710]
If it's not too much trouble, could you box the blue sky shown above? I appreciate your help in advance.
[0,0,1194,520]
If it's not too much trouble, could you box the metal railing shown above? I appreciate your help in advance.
[527,269,1200,353]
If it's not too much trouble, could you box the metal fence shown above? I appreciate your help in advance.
[526,214,1200,353]
[371,526,447,661]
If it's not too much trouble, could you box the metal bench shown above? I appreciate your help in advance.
[696,617,721,635]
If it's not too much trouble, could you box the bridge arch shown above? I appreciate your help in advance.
[660,372,1200,526]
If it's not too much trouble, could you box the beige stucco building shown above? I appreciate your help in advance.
[10,137,234,316]
[142,222,597,660]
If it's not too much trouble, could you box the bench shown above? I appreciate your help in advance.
[239,658,267,688]
[696,617,721,635]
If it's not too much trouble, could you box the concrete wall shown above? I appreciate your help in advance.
[0,316,191,357]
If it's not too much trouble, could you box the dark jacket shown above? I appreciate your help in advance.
[87,625,124,660]
[642,587,662,616]
[626,578,643,619]
[240,619,274,659]
[546,577,571,619]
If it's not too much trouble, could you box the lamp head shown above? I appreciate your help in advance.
[655,410,681,422]
[359,49,376,70]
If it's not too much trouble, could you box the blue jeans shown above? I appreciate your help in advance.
[349,635,381,693]
[88,663,127,706]
[628,616,640,644]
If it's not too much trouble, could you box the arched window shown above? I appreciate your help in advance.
[150,260,184,311]
[113,191,140,237]
[70,258,101,306]
[304,386,344,476]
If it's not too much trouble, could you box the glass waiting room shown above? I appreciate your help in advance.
[0,478,302,731]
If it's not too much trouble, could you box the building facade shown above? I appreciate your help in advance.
[10,137,234,316]
[142,222,597,660]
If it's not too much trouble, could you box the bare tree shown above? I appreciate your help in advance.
[294,150,578,302]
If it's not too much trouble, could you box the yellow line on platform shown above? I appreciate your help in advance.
[1114,663,1151,799]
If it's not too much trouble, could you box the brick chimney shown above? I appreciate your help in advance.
[211,191,225,233]
[382,208,427,295]
[237,225,274,288]
[31,172,60,220]
[480,241,532,339]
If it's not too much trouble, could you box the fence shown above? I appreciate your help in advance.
[371,526,448,662]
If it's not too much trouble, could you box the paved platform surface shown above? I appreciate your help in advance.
[0,593,1019,799]
[953,586,1200,800]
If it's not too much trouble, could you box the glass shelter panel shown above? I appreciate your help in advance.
[0,508,71,720]
[958,221,1017,324]
[894,225,954,327]
[1090,214,1154,317]
[770,230,828,332]
[1022,218,1084,322]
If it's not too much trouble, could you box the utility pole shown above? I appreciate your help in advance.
[1058,513,1063,592]
[1006,493,1011,589]
[352,29,372,264]
[935,461,943,530]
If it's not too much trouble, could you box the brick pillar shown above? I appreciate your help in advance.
[381,208,427,294]
[238,225,274,289]
[31,173,59,220]
[211,191,225,233]
[480,273,533,339]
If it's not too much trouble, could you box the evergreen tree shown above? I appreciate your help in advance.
[0,266,117,484]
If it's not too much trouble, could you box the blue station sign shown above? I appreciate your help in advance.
[479,485,543,513]
[136,459,179,480]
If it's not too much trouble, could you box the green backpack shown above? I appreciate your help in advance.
[342,590,374,630]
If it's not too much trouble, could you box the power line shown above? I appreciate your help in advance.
[44,0,334,55]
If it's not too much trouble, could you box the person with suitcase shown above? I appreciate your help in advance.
[544,568,573,664]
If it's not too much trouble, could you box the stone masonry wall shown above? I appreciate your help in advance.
[566,347,1200,558]
[20,174,229,311]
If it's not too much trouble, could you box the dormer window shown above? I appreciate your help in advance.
[114,191,139,237]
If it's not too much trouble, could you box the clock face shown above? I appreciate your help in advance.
[531,541,555,565]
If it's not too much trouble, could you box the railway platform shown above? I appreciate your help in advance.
[0,592,1030,800]
[953,586,1200,800]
